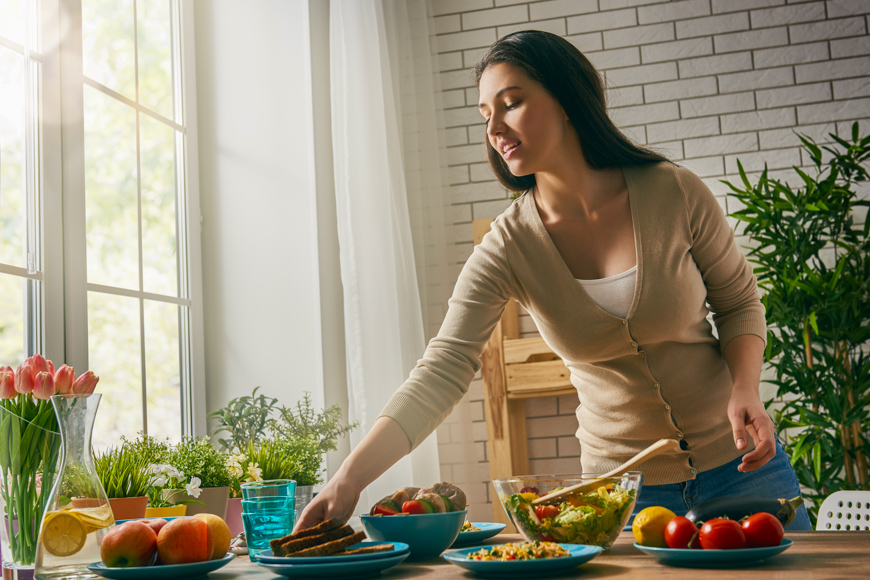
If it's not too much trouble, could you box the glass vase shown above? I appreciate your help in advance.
[34,394,115,580]
[0,400,62,580]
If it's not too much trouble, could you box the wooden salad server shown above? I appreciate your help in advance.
[531,438,682,506]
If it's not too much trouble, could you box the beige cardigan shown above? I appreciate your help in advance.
[380,162,767,485]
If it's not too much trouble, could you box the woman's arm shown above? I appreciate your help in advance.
[293,416,411,531]
[723,333,776,472]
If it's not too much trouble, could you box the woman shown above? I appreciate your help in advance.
[296,30,811,531]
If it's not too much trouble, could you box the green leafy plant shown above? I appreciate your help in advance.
[94,441,151,498]
[725,122,870,524]
[164,435,234,489]
[207,387,279,452]
[269,391,359,454]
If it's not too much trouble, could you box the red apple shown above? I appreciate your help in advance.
[156,517,213,565]
[141,518,169,536]
[100,521,158,567]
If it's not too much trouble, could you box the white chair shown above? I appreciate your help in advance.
[816,490,870,531]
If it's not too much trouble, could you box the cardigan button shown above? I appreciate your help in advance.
[691,468,697,474]
[664,404,671,410]
[653,383,660,389]
[639,352,646,359]
[631,341,638,348]
[622,319,627,325]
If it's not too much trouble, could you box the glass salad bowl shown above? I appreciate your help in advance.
[493,472,642,549]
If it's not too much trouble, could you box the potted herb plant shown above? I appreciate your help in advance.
[94,440,152,520]
[725,122,870,524]
[161,435,234,519]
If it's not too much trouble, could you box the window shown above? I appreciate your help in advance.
[0,0,202,449]
[0,0,55,367]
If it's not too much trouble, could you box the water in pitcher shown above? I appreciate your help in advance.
[35,503,114,579]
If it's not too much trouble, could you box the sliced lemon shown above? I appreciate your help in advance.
[75,504,114,532]
[41,512,87,557]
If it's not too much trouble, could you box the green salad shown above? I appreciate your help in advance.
[505,485,635,546]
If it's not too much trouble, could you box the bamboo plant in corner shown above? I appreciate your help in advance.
[725,122,870,524]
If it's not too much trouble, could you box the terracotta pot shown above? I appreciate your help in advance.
[225,497,244,537]
[108,496,148,521]
[69,497,107,509]
[163,486,230,519]
[143,505,187,518]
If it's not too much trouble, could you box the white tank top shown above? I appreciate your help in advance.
[576,265,637,319]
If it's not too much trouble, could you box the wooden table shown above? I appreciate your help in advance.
[214,531,869,579]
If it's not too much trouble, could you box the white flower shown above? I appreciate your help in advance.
[150,475,168,488]
[185,476,202,498]
[147,463,168,475]
[230,453,247,464]
[245,462,263,482]
[228,464,243,478]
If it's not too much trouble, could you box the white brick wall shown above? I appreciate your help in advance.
[429,0,870,518]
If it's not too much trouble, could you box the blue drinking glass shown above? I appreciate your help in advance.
[242,497,296,561]
[240,478,296,500]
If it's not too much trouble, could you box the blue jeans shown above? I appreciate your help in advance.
[630,439,812,530]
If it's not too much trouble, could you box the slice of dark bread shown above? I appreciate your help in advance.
[268,518,344,553]
[333,544,394,556]
[271,525,353,556]
[288,530,367,558]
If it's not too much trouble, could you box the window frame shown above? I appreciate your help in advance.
[49,0,205,437]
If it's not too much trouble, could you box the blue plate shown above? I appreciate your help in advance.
[450,522,507,547]
[257,550,410,578]
[442,543,602,575]
[634,538,793,567]
[87,553,235,579]
[256,541,410,563]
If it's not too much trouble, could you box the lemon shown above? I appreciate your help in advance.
[632,506,676,547]
[41,512,87,557]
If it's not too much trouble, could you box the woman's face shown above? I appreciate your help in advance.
[478,62,574,177]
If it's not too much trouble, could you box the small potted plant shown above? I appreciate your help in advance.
[94,439,152,520]
[161,435,234,519]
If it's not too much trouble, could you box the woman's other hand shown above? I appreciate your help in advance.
[727,386,776,472]
[723,334,775,472]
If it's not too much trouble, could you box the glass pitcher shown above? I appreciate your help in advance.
[35,394,115,579]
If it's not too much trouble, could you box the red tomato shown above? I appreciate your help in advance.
[742,512,784,548]
[401,500,425,514]
[664,516,701,549]
[534,505,560,520]
[699,518,746,550]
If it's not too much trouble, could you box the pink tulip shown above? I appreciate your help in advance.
[15,363,34,394]
[72,371,99,395]
[32,371,55,400]
[28,354,51,376]
[0,367,16,399]
[54,365,76,395]
[47,360,55,376]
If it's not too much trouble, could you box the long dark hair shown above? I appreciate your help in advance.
[474,30,668,192]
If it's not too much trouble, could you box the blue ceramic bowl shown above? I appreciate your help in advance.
[361,509,466,560]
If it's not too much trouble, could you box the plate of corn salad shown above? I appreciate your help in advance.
[443,541,602,575]
[450,522,507,547]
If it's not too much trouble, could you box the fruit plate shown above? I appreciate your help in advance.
[442,544,602,576]
[256,541,410,564]
[634,539,793,568]
[256,550,410,578]
[450,523,507,547]
[87,553,235,579]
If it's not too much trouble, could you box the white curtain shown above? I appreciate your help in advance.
[330,0,451,513]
